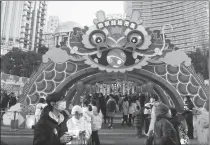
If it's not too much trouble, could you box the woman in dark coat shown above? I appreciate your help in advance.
[98,93,107,124]
[33,92,72,145]
[147,103,179,145]
[169,107,181,145]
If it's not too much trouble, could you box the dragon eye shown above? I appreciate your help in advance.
[89,30,106,46]
[127,30,144,47]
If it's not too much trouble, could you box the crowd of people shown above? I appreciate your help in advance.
[33,92,103,145]
[1,88,207,145]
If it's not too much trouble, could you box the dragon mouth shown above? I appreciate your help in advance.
[90,48,143,67]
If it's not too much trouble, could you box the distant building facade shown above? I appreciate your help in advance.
[124,1,209,52]
[1,1,48,55]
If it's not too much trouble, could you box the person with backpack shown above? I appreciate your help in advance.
[106,94,118,129]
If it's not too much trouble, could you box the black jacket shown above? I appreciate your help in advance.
[1,94,10,108]
[169,116,181,145]
[33,106,70,145]
[154,117,179,145]
[9,97,17,108]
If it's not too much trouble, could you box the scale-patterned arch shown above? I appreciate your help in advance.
[152,63,209,108]
[20,60,79,106]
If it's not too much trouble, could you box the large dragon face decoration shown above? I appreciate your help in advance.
[67,10,173,72]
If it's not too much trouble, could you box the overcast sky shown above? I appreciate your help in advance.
[47,1,125,26]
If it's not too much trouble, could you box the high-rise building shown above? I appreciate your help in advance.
[1,1,47,54]
[46,16,60,33]
[43,16,60,49]
[1,1,26,55]
[27,1,48,52]
[124,1,209,51]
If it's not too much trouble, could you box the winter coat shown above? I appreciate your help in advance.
[122,101,129,115]
[66,116,92,145]
[133,109,144,127]
[128,103,136,114]
[92,111,103,131]
[1,94,10,108]
[33,106,70,145]
[35,103,47,121]
[9,97,17,108]
[147,102,160,135]
[194,108,209,144]
[106,99,117,112]
[169,116,181,145]
[144,103,152,115]
[82,107,93,124]
[153,117,179,145]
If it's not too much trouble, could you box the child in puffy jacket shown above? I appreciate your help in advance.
[91,106,102,145]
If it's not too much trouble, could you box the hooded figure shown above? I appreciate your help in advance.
[66,105,92,145]
[33,92,72,145]
[152,103,179,145]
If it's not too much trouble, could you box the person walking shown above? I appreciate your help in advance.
[128,98,136,126]
[106,95,118,129]
[182,95,194,139]
[33,92,73,145]
[133,105,144,138]
[98,93,107,124]
[147,94,160,136]
[121,97,129,126]
[146,103,179,145]
[91,106,102,145]
[144,102,152,134]
[169,107,182,145]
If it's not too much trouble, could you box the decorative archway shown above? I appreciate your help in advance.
[19,10,209,113]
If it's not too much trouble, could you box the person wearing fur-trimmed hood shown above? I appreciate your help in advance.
[66,105,92,145]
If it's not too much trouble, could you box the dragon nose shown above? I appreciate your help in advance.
[107,37,127,48]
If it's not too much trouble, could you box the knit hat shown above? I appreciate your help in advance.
[46,92,65,102]
[71,105,83,115]
[155,103,169,117]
